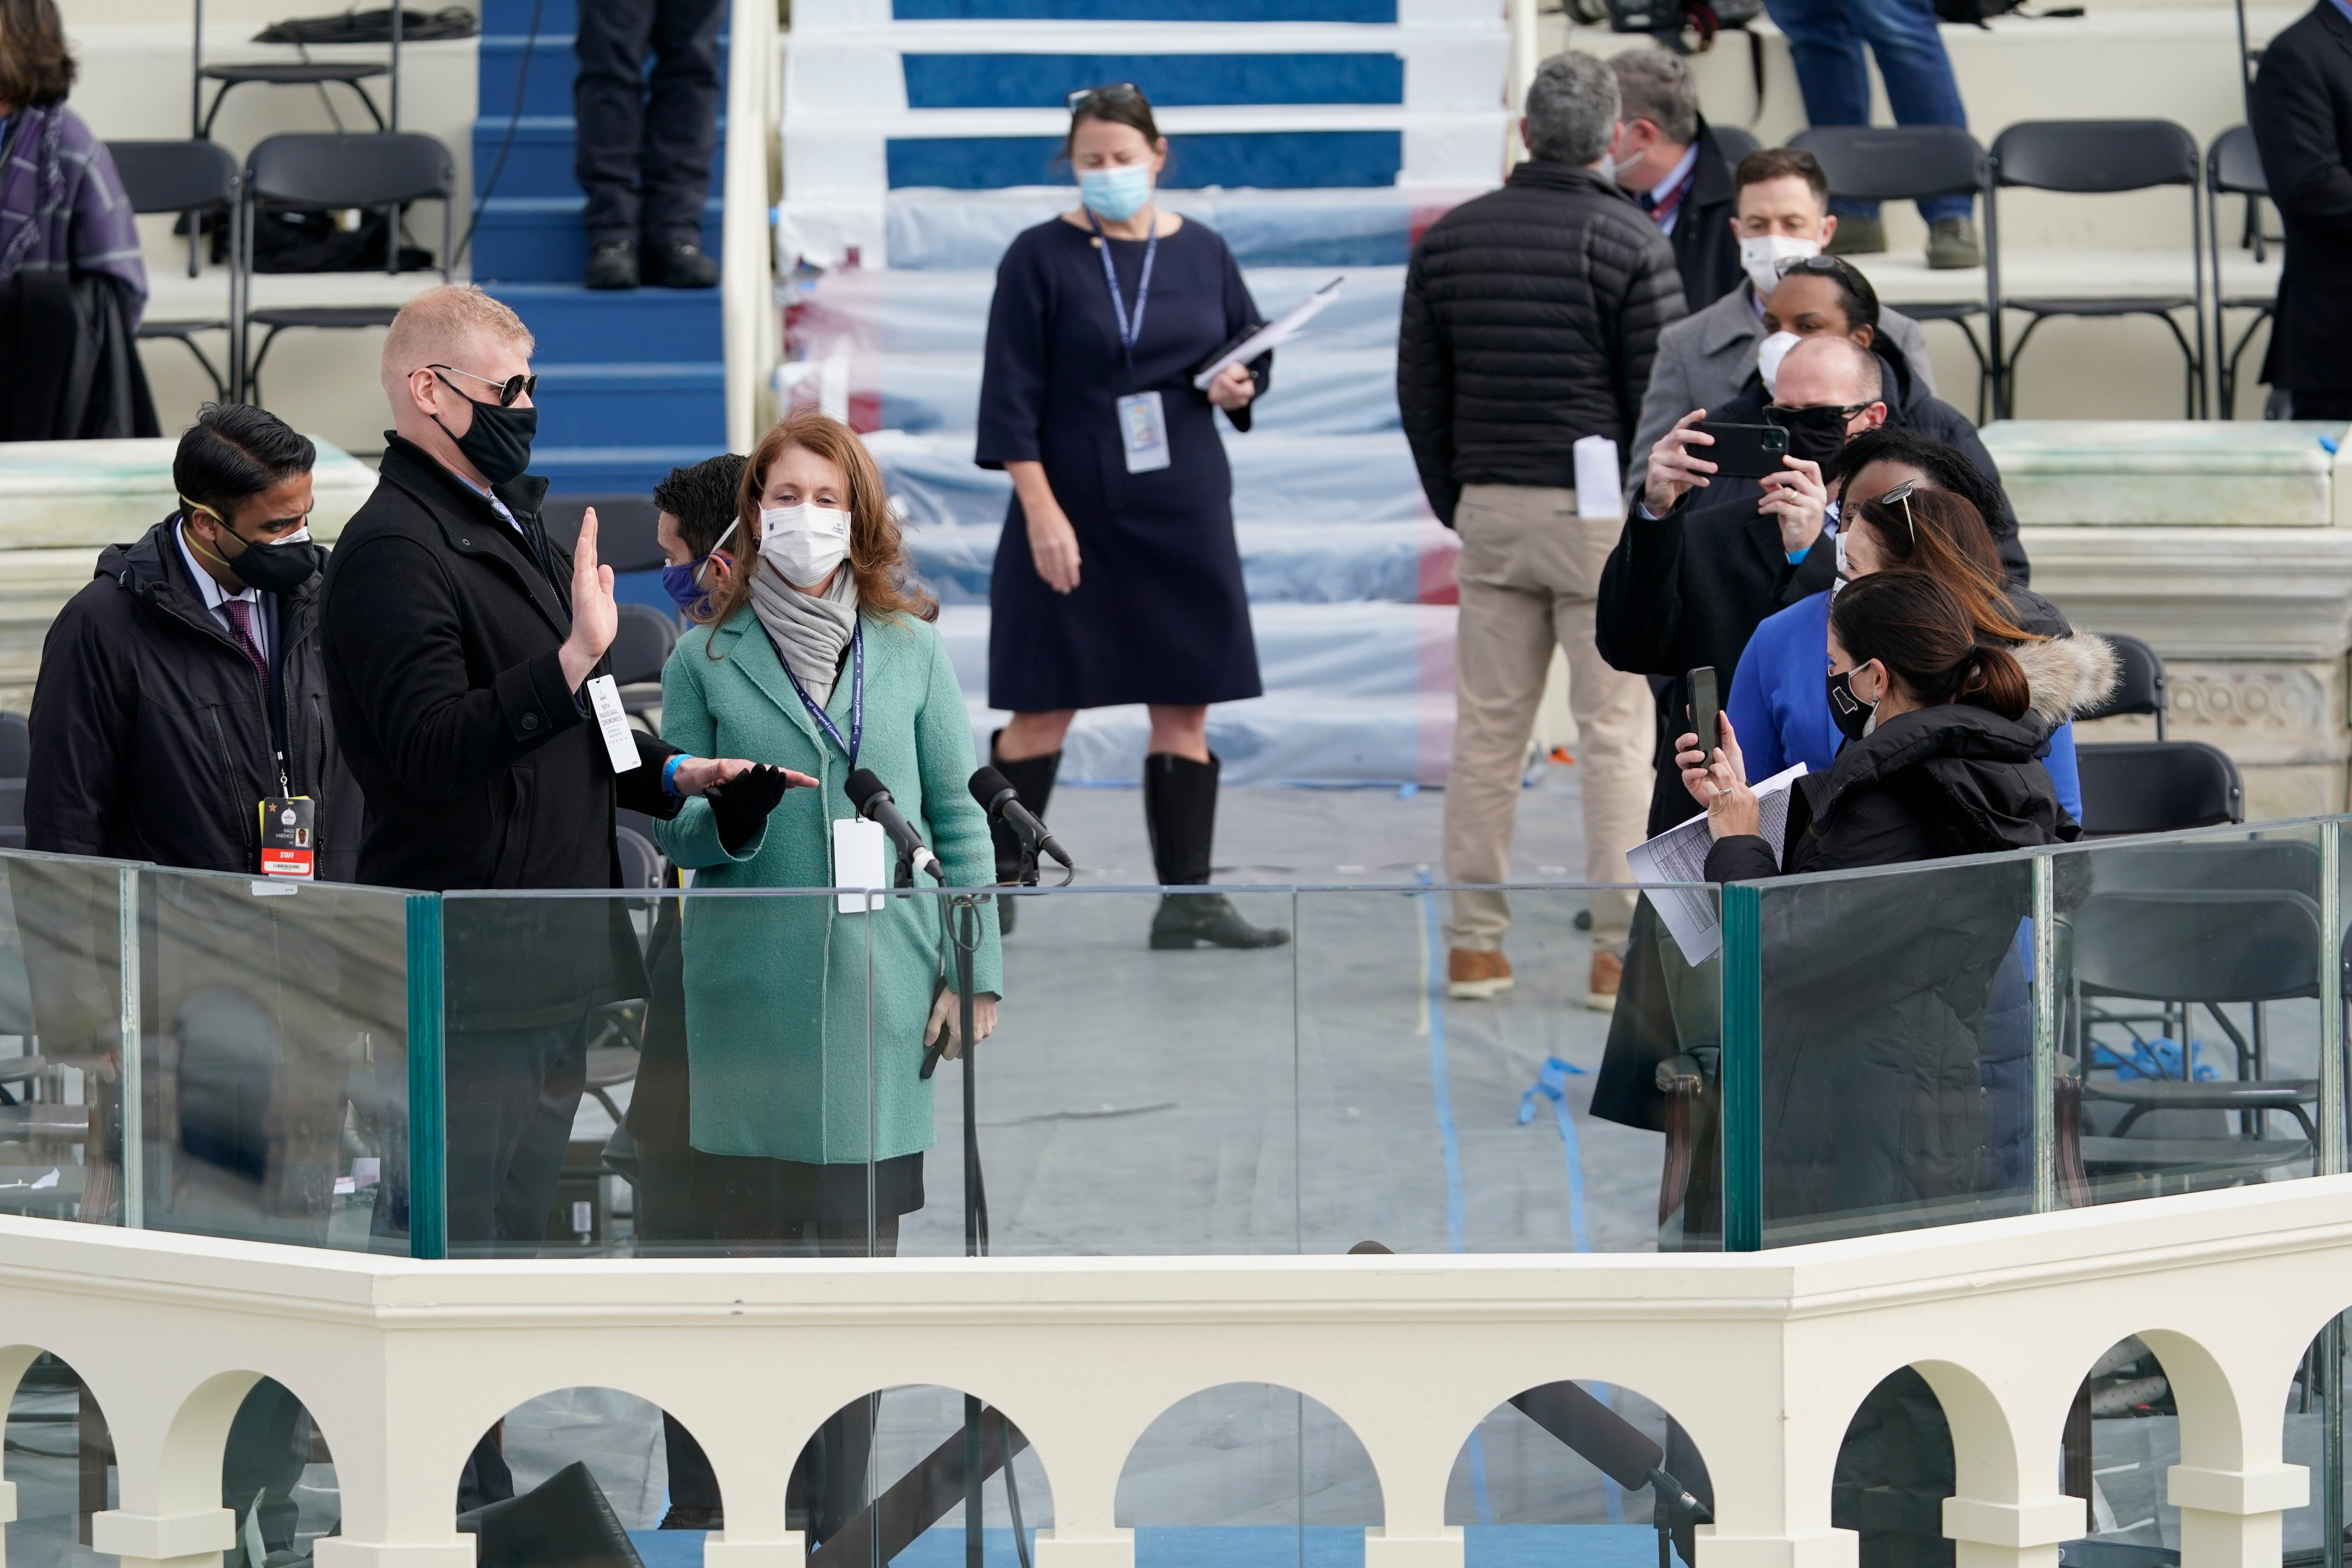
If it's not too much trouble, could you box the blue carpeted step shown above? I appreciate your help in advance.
[473,198,723,283]
[472,117,726,200]
[481,0,576,35]
[530,363,726,447]
[485,283,725,363]
[885,129,1401,190]
[891,0,1397,18]
[479,35,731,118]
[902,52,1404,109]
[528,444,728,494]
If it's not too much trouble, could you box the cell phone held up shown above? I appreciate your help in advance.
[1686,666,1720,764]
[1691,421,1789,480]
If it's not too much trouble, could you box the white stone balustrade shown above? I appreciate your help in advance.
[0,1178,2346,1568]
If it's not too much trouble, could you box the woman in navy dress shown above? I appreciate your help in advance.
[975,83,1285,950]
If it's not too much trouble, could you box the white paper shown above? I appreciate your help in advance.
[834,817,886,914]
[1626,763,1808,965]
[1573,434,1624,518]
[585,675,640,775]
[1190,276,1345,390]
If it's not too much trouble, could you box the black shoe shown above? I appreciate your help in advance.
[584,240,639,290]
[1149,891,1290,950]
[647,237,719,289]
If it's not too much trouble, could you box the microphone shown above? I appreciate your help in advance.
[845,768,942,884]
[969,766,1073,874]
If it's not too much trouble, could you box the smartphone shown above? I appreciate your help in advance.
[1691,421,1789,480]
[1687,666,1720,762]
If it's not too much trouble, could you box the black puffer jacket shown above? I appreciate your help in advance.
[1706,703,2079,1232]
[26,514,360,878]
[1398,160,1688,526]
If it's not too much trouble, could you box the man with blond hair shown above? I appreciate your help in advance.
[321,286,783,1294]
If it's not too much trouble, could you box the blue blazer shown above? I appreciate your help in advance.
[1726,589,2083,819]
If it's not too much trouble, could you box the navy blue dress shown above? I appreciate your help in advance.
[976,215,1267,711]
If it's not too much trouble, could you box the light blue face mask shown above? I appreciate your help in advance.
[1078,163,1154,222]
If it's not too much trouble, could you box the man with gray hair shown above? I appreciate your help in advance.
[1607,49,1744,312]
[1399,50,1685,1009]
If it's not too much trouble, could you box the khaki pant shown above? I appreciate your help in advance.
[1443,483,1652,954]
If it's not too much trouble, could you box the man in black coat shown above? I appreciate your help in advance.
[1608,49,1742,312]
[24,403,372,1242]
[321,285,772,1266]
[2251,0,2352,419]
[1398,49,1685,1008]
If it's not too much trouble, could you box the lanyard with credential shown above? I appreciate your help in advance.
[782,621,864,771]
[1088,207,1158,390]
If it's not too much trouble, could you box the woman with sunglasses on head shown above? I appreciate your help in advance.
[1723,475,2111,815]
[975,82,1286,951]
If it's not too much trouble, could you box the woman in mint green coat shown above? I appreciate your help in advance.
[656,412,1002,1251]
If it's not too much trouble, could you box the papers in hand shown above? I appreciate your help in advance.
[1190,276,1345,390]
[1625,763,1808,965]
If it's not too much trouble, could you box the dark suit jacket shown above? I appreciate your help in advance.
[1665,118,1744,315]
[2253,1,2352,391]
[321,437,680,1027]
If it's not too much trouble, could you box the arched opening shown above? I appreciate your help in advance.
[1443,1379,1707,1566]
[792,1384,1052,1568]
[2054,1336,2182,1561]
[220,1378,339,1568]
[1835,1369,1958,1568]
[1117,1383,1379,1568]
[5,1352,115,1565]
[454,1387,727,1556]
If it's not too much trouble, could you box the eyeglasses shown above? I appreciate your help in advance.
[1067,82,1142,112]
[1764,401,1876,429]
[1867,478,1921,547]
[426,363,537,407]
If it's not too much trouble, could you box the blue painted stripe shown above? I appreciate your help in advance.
[896,0,1394,18]
[887,131,1402,190]
[903,53,1404,109]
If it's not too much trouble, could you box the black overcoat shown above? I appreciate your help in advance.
[2252,1,2352,393]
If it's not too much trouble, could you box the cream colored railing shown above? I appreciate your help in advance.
[720,0,782,453]
[9,1177,2347,1568]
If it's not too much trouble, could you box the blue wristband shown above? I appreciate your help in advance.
[662,753,695,798]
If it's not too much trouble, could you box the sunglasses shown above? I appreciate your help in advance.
[427,363,537,407]
[1865,478,1922,547]
[1775,253,1862,282]
[1764,401,1875,432]
[1067,82,1142,112]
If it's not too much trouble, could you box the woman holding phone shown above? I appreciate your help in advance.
[975,81,1284,951]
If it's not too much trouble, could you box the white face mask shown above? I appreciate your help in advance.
[1740,234,1821,299]
[1757,330,1802,397]
[759,502,851,588]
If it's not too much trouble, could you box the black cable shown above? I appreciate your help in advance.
[455,0,544,267]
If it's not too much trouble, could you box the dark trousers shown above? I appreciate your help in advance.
[573,0,726,245]
[446,1018,588,1251]
[2288,388,2352,420]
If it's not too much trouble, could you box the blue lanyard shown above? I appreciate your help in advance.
[1087,208,1158,383]
[782,621,863,771]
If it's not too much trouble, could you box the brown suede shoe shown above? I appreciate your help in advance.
[1586,949,1624,1011]
[1447,947,1514,1000]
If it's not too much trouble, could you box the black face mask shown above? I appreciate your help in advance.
[1826,669,1876,744]
[432,377,538,486]
[1766,403,1861,466]
[184,505,323,594]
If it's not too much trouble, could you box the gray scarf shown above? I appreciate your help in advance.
[750,561,859,706]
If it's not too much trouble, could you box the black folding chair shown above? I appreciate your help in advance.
[238,132,454,405]
[1791,125,1994,423]
[2204,125,2274,419]
[2073,631,2166,740]
[610,603,680,717]
[2074,742,2243,837]
[107,139,240,399]
[0,713,27,853]
[1712,123,1762,169]
[1987,120,2208,419]
[192,0,401,139]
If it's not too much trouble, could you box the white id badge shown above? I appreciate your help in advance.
[1117,390,1171,474]
[584,675,639,773]
[833,817,887,914]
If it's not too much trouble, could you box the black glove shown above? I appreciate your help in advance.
[707,764,792,853]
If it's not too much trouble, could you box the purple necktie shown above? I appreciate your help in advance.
[221,598,269,693]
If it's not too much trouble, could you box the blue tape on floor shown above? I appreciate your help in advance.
[896,0,1396,18]
[1416,870,1465,1254]
[903,53,1405,109]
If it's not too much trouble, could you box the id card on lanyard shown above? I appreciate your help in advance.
[1091,211,1170,475]
[782,624,884,913]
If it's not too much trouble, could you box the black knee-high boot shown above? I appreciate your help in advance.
[989,731,1060,934]
[1142,752,1289,950]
